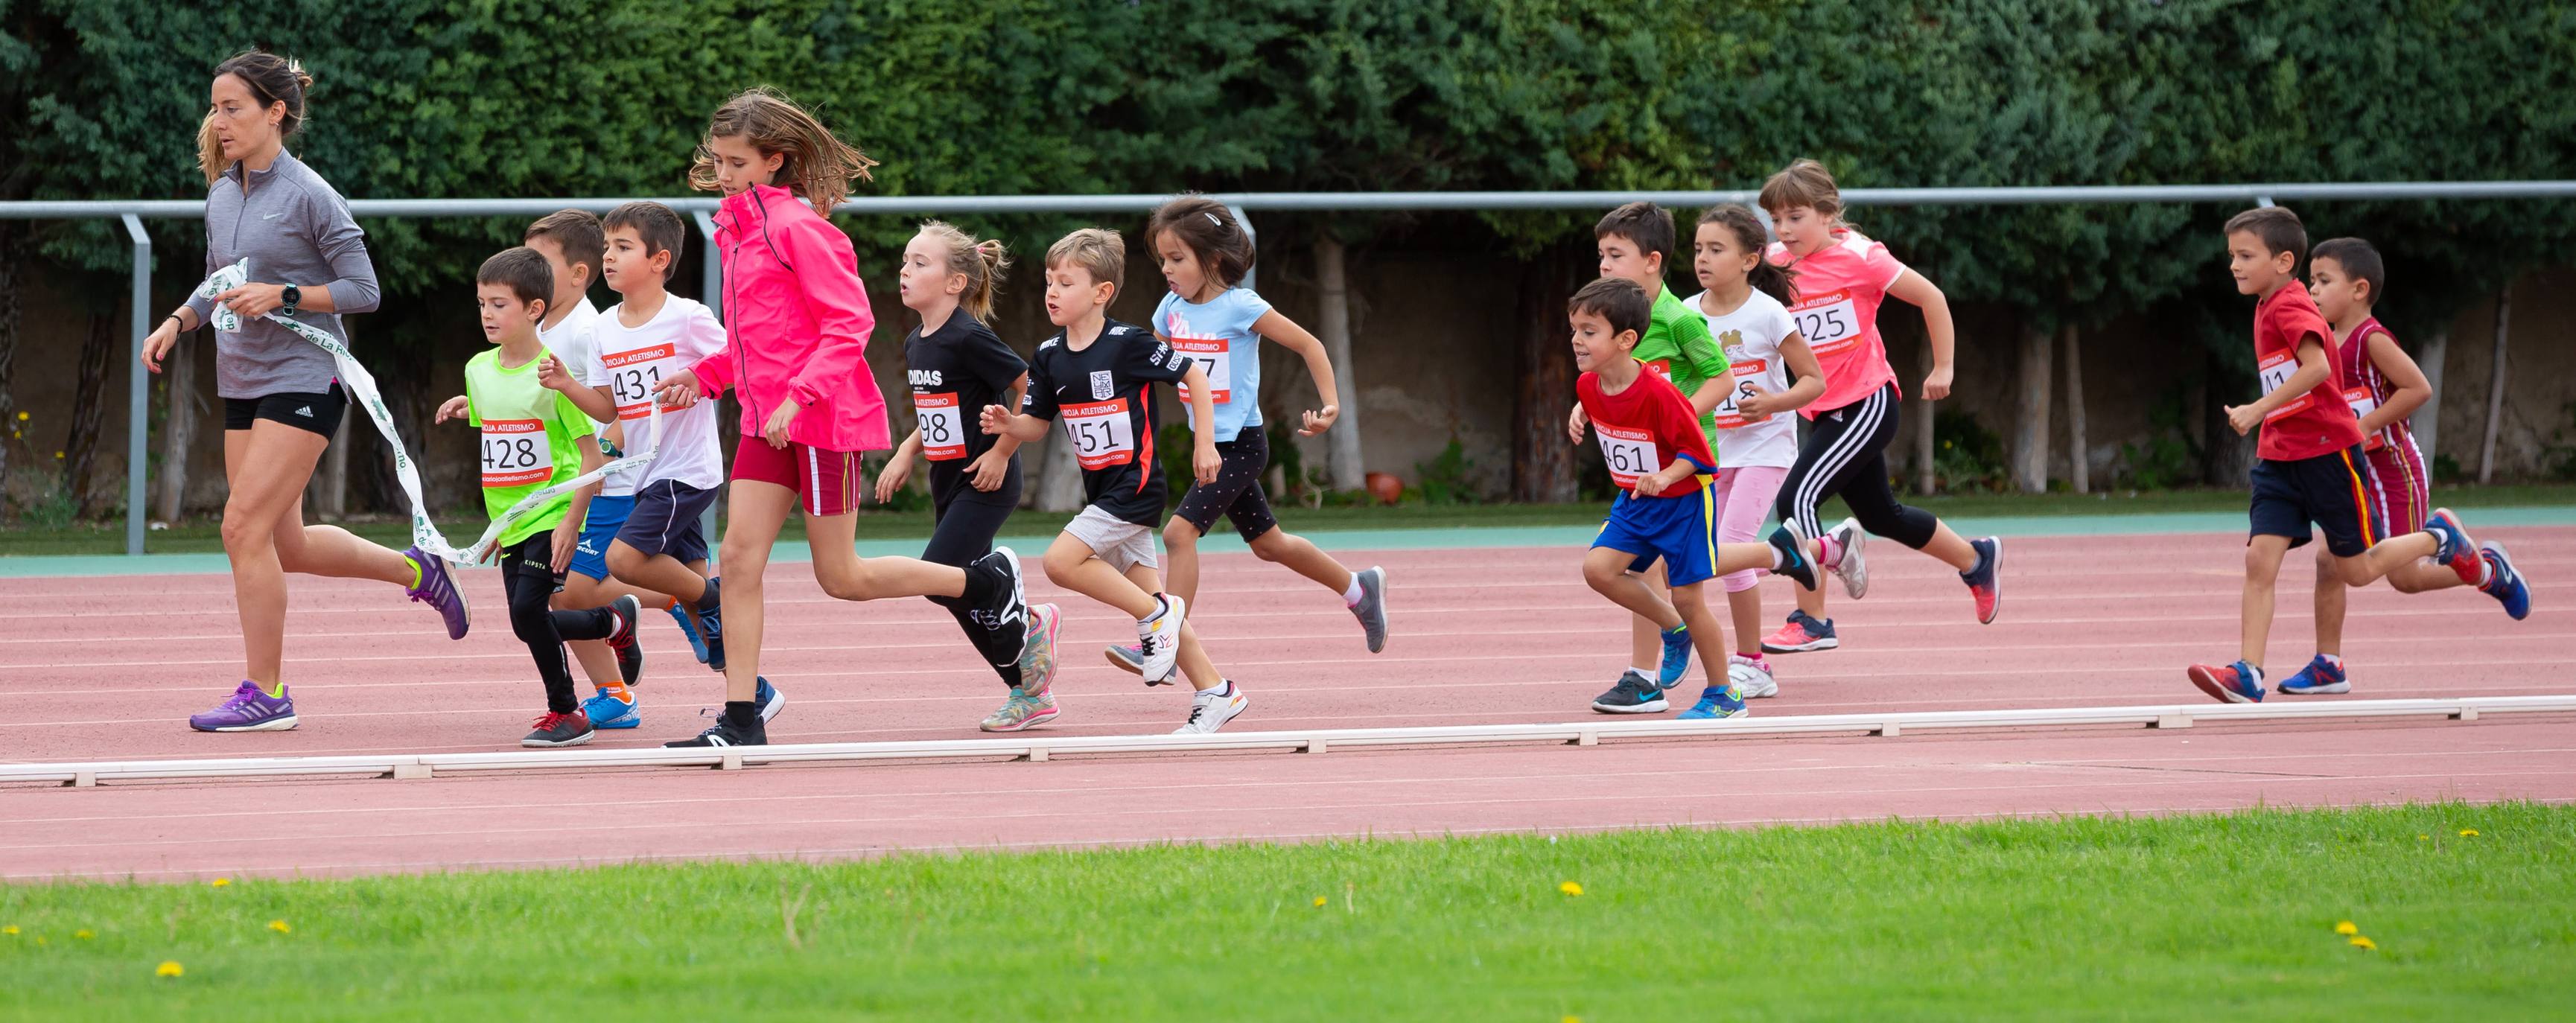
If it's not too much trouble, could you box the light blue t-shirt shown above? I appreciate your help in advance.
[1152,287,1273,442]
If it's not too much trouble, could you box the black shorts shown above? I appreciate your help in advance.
[2249,447,2379,558]
[222,387,348,437]
[1173,427,1279,543]
[617,479,715,563]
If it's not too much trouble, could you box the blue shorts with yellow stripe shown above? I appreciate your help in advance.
[1594,478,1720,587]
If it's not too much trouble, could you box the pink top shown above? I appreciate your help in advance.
[688,183,891,453]
[1766,229,1906,417]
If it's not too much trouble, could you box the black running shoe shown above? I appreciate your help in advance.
[1590,670,1669,714]
[696,576,726,672]
[522,710,596,748]
[1766,523,1821,592]
[605,595,644,686]
[664,711,766,748]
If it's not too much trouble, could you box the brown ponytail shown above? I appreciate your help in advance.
[916,220,1011,325]
[196,113,232,185]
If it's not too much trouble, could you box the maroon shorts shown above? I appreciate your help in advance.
[732,436,862,517]
[2359,438,2431,537]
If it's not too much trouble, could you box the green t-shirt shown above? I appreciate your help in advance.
[1635,284,1732,450]
[465,347,594,547]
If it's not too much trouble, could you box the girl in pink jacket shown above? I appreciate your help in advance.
[653,89,1031,749]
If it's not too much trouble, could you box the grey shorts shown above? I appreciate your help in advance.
[1065,506,1157,573]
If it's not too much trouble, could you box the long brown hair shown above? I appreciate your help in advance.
[688,87,880,211]
[916,220,1011,324]
[1146,194,1254,290]
[1696,205,1798,306]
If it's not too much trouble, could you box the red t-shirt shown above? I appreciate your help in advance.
[1579,363,1717,496]
[2251,284,2364,462]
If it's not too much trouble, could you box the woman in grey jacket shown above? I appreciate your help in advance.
[141,51,470,733]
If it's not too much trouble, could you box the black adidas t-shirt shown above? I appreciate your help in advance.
[903,314,1027,503]
[1022,318,1195,526]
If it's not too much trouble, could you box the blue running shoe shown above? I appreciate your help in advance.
[2187,660,2265,704]
[696,576,726,672]
[582,690,640,729]
[666,602,710,665]
[753,676,785,722]
[1590,670,1667,714]
[2423,508,2478,582]
[2277,654,2349,695]
[1677,684,1749,720]
[1658,625,1694,687]
[2480,541,2531,622]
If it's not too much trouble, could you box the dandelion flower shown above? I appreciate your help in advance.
[2349,935,2377,951]
[2417,834,2429,841]
[1312,897,1326,908]
[13,411,25,421]
[52,450,63,459]
[2335,921,2358,936]
[267,920,290,934]
[1,925,16,936]
[74,929,94,940]
[156,960,184,978]
[211,878,231,887]
[1559,881,1584,897]
[2458,829,2479,837]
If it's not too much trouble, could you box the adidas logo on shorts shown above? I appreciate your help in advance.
[295,406,314,417]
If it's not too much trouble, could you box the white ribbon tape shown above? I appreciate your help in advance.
[198,259,666,566]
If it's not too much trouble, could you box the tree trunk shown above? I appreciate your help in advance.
[1314,237,1365,491]
[307,322,351,521]
[1035,430,1083,512]
[2413,329,2446,468]
[65,311,115,514]
[154,340,200,522]
[1510,243,1579,503]
[2011,319,2052,494]
[2478,287,2511,485]
[2061,322,2087,494]
[0,223,19,488]
[1914,336,1936,494]
[2204,345,2255,485]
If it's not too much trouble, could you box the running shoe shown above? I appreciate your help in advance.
[666,601,710,665]
[696,576,726,672]
[754,676,786,722]
[2423,509,2479,584]
[1020,603,1063,692]
[1826,517,1869,599]
[1727,652,1779,699]
[581,690,640,729]
[522,710,595,748]
[981,684,1060,733]
[1676,683,1749,720]
[664,712,766,748]
[1136,594,1186,684]
[1765,523,1822,592]
[1105,643,1148,677]
[2480,541,2531,621]
[2187,660,2265,704]
[1657,624,1694,687]
[188,681,299,733]
[404,546,470,640]
[1590,670,1669,714]
[1962,535,2003,624]
[604,595,644,686]
[1351,566,1390,653]
[1761,610,1838,653]
[2277,655,2349,696]
[1173,681,1249,734]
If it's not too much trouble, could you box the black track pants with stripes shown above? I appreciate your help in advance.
[1773,382,1939,550]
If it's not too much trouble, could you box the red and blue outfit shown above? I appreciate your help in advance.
[1580,364,1721,587]
[2245,285,2374,558]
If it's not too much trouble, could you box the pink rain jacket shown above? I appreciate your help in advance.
[689,183,890,453]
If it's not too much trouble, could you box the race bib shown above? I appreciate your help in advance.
[1642,359,1673,386]
[913,391,967,461]
[480,418,552,488]
[2257,351,2311,421]
[1711,360,1767,430]
[1063,398,1136,470]
[1595,423,1661,490]
[1789,290,1862,355]
[1171,337,1232,404]
[602,342,676,421]
[2344,386,2385,451]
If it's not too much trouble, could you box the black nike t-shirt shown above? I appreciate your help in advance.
[1022,318,1195,526]
[903,314,1028,503]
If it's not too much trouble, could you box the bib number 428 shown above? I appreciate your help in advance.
[480,418,552,488]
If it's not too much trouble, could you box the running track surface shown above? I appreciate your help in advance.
[3,526,2568,882]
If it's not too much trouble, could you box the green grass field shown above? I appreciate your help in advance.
[3,803,2569,1021]
[6,482,2574,557]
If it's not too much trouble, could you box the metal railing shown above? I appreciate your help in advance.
[4,179,2574,555]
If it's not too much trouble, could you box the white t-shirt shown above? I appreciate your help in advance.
[1686,288,1801,468]
[538,298,637,498]
[581,295,728,491]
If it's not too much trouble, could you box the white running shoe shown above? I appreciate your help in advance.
[1136,594,1186,683]
[1727,653,1779,699]
[1828,517,1869,599]
[1173,681,1248,734]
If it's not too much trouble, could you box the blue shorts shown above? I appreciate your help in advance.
[2249,447,2378,558]
[568,494,635,581]
[1594,485,1718,587]
[617,479,714,564]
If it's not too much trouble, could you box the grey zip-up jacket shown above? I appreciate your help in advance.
[182,150,381,398]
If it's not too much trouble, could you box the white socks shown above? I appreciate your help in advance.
[1341,577,1365,607]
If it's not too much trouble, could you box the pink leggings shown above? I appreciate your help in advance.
[1712,465,1790,593]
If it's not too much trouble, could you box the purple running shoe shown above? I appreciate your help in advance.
[188,681,299,732]
[404,546,470,640]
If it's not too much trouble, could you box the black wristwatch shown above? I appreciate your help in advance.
[280,284,302,316]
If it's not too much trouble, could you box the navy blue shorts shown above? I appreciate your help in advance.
[2249,447,2378,558]
[617,480,713,564]
[1593,485,1719,587]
